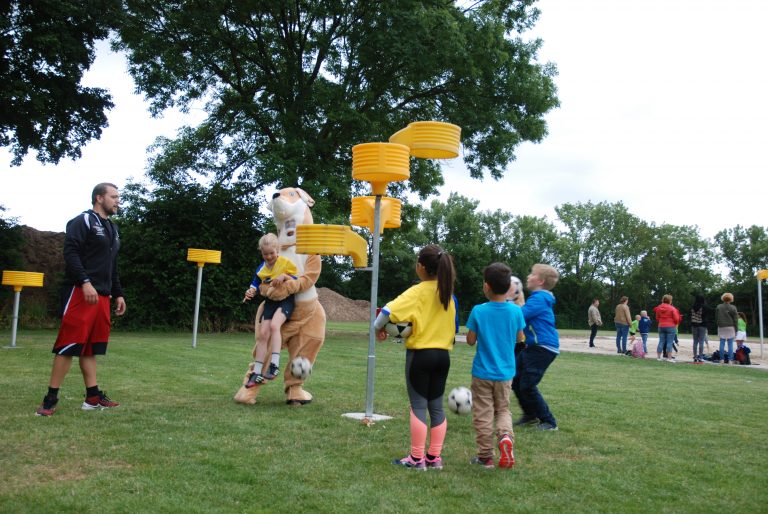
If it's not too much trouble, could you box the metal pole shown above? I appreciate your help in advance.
[9,290,20,348]
[365,195,383,418]
[759,277,764,359]
[192,265,204,348]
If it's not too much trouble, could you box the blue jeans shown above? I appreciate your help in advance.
[615,323,629,353]
[656,326,676,355]
[719,338,734,361]
[512,345,558,426]
[640,333,648,353]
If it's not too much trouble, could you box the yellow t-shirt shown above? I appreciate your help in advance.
[256,256,298,283]
[385,280,456,350]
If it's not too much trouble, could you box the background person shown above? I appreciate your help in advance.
[653,294,680,362]
[587,298,602,348]
[35,183,126,416]
[715,293,739,364]
[690,295,708,363]
[614,296,632,354]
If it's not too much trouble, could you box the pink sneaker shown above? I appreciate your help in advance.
[425,456,444,470]
[498,434,515,468]
[392,455,426,470]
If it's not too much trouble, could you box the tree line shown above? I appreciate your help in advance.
[2,189,765,334]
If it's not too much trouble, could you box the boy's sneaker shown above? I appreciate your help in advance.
[265,363,280,380]
[537,421,558,431]
[498,434,515,468]
[513,415,538,426]
[82,391,119,410]
[35,395,58,417]
[425,456,444,470]
[470,456,495,469]
[392,455,426,470]
[245,373,265,388]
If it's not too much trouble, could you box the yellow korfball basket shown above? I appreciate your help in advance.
[295,224,369,268]
[389,121,461,159]
[350,196,402,233]
[352,142,410,196]
[2,270,44,292]
[186,248,222,267]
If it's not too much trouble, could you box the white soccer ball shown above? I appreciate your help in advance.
[385,321,413,341]
[447,386,472,415]
[290,356,312,380]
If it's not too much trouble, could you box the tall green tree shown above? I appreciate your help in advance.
[715,225,768,325]
[1,0,118,165]
[116,180,268,330]
[555,201,647,305]
[115,0,559,215]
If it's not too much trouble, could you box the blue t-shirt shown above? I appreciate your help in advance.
[466,301,525,381]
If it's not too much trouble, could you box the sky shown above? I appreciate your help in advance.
[2,0,766,239]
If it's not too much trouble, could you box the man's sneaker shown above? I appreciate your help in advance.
[667,357,677,363]
[537,421,558,431]
[392,455,426,470]
[82,391,119,410]
[513,415,538,426]
[425,456,444,470]
[470,456,495,469]
[498,434,515,468]
[35,395,58,417]
[245,373,265,388]
[265,363,280,380]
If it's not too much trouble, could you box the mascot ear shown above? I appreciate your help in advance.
[296,188,315,207]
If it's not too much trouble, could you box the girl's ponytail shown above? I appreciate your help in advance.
[418,244,455,310]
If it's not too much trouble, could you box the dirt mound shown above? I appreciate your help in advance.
[317,287,370,322]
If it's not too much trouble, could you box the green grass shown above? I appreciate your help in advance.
[2,328,767,513]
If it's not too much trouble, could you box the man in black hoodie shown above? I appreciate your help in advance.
[35,183,126,416]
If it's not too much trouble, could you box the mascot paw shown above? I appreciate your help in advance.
[285,385,313,406]
[234,364,261,405]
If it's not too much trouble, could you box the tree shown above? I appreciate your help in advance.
[715,225,768,325]
[115,0,559,214]
[1,0,118,165]
[555,201,647,303]
[115,180,268,330]
[0,207,23,323]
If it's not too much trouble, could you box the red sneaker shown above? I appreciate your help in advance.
[35,395,58,417]
[498,434,515,468]
[82,391,120,410]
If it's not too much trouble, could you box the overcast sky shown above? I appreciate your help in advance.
[2,0,766,239]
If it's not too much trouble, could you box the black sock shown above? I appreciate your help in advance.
[86,386,99,398]
[426,453,437,461]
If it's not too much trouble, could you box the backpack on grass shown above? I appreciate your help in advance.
[631,339,646,358]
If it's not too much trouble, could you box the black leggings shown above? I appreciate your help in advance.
[405,348,450,427]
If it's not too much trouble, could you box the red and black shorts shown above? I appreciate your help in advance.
[52,286,111,356]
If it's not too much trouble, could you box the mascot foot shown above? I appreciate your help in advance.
[285,385,313,406]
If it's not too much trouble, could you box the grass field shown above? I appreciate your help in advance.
[2,328,767,513]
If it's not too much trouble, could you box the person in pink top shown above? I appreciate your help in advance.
[654,294,681,362]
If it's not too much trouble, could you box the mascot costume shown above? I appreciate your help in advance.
[234,187,326,405]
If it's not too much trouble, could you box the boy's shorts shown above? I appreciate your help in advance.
[260,295,295,322]
[52,286,111,356]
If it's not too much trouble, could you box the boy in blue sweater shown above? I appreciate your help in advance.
[512,263,560,431]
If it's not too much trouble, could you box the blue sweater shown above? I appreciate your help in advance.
[522,290,559,354]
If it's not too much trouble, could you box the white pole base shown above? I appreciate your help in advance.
[342,412,393,422]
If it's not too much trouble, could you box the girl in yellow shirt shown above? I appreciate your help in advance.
[375,244,458,470]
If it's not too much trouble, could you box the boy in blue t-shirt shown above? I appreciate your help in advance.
[466,263,525,469]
